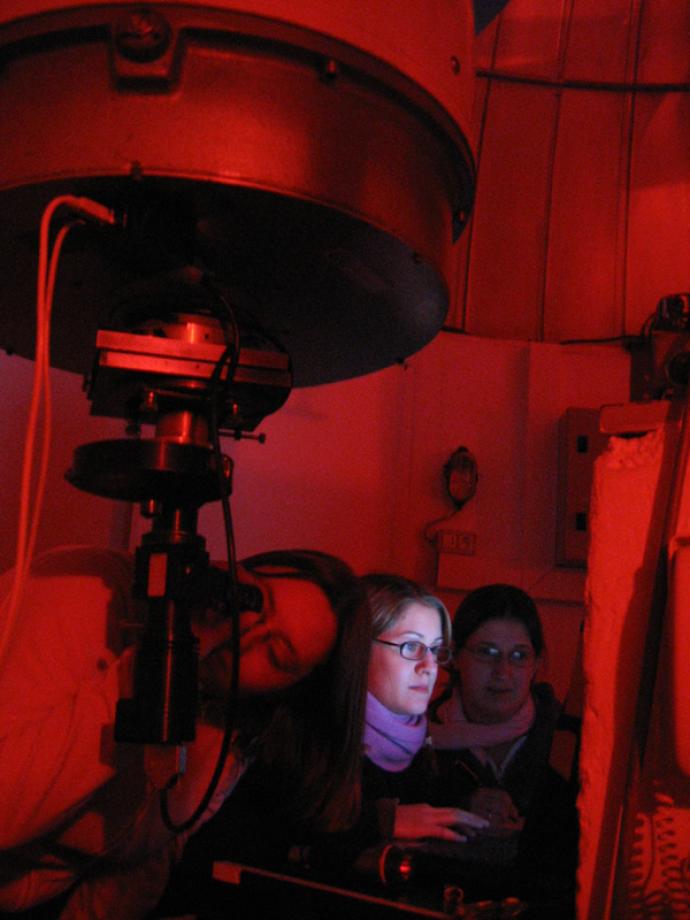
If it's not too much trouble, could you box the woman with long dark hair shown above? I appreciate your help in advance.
[0,545,371,918]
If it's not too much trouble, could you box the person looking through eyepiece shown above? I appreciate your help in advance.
[0,544,369,919]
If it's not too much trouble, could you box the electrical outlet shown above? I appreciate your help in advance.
[437,529,476,555]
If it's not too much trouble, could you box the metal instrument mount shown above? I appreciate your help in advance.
[66,278,292,744]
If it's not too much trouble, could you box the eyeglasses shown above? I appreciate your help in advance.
[463,643,536,668]
[374,638,453,665]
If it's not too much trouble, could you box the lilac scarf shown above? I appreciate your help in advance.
[430,687,535,751]
[363,691,428,772]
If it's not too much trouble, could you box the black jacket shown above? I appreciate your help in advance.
[431,682,579,903]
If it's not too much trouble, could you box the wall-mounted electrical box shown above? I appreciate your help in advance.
[556,407,610,567]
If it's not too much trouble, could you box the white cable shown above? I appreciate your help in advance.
[25,222,79,568]
[0,195,116,669]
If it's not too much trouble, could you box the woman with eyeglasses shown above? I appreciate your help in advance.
[298,574,488,888]
[350,573,488,851]
[430,583,579,905]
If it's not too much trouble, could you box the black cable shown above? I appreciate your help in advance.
[160,284,244,834]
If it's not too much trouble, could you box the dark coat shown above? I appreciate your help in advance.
[431,682,579,905]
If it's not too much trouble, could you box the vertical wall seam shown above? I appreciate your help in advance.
[619,0,645,335]
[455,15,501,333]
[537,0,574,341]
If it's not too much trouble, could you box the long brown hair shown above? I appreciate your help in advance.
[243,549,371,832]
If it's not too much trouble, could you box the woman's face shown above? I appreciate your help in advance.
[455,618,539,724]
[367,602,444,716]
[199,566,338,696]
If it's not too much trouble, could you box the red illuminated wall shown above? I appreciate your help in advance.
[0,355,130,571]
[448,0,690,345]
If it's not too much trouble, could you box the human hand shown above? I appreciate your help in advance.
[469,788,524,836]
[393,803,489,842]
